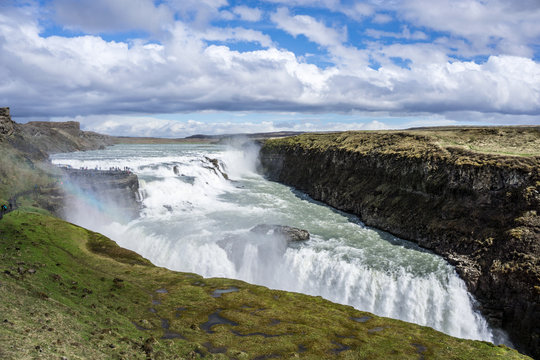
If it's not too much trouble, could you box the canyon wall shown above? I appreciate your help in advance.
[259,130,540,358]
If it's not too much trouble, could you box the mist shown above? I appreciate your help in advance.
[51,142,510,345]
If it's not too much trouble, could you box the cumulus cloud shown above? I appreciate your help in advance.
[271,7,347,48]
[366,26,427,41]
[232,6,263,22]
[200,27,273,47]
[51,0,173,34]
[0,0,539,135]
[388,0,540,57]
[372,13,393,24]
[52,113,391,137]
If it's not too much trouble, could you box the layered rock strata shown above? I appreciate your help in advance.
[62,168,141,221]
[259,131,540,358]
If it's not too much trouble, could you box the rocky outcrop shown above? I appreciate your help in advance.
[62,168,141,221]
[251,224,310,241]
[259,131,540,358]
[203,157,229,180]
[0,107,15,136]
[0,107,114,159]
[20,120,115,154]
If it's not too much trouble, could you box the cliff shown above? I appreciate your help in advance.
[259,129,540,358]
[0,107,115,161]
[0,108,135,218]
[61,168,141,221]
[20,119,115,155]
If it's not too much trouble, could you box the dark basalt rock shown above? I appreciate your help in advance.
[259,135,540,358]
[251,224,310,242]
[204,157,229,180]
[61,168,141,221]
[0,107,15,136]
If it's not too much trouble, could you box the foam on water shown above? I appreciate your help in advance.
[51,143,509,345]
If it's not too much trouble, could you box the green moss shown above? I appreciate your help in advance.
[264,127,540,170]
[0,210,531,359]
[86,231,153,266]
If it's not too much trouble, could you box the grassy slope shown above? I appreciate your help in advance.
[0,145,58,205]
[264,127,540,162]
[0,209,530,359]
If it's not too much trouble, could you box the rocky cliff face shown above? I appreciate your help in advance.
[0,108,15,136]
[0,107,139,220]
[0,107,115,159]
[20,120,115,154]
[259,131,540,358]
[62,169,141,221]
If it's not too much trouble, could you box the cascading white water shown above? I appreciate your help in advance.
[51,143,509,345]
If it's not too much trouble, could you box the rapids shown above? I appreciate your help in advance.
[51,143,509,344]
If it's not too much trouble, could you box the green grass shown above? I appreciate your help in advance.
[263,128,540,169]
[0,209,530,359]
[0,146,59,205]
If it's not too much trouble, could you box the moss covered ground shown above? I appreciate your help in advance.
[264,127,540,168]
[0,146,59,206]
[0,209,531,359]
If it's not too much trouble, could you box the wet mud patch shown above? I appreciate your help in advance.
[231,330,290,338]
[211,286,239,298]
[175,307,187,318]
[160,318,185,340]
[412,343,427,360]
[330,341,351,354]
[202,341,228,354]
[132,321,151,331]
[201,310,238,334]
[351,315,371,323]
[368,327,385,334]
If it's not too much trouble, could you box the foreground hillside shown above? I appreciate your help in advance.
[0,209,529,359]
[259,127,540,358]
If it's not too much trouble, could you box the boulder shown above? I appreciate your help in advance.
[250,224,310,242]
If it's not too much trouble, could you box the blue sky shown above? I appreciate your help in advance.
[0,0,539,137]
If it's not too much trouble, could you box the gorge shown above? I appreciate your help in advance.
[259,130,540,358]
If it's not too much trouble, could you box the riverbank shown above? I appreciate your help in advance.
[259,128,540,358]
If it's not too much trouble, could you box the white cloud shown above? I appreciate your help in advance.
[51,0,173,34]
[200,27,273,47]
[340,3,374,21]
[232,6,263,22]
[0,1,539,133]
[390,0,540,57]
[271,7,346,48]
[262,0,340,8]
[52,113,391,137]
[372,13,393,24]
[366,26,427,41]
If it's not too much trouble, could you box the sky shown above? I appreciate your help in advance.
[0,0,539,137]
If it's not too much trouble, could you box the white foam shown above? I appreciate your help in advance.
[51,143,509,344]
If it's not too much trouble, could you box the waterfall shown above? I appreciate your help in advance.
[51,143,509,345]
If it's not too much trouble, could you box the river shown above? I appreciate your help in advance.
[51,143,508,344]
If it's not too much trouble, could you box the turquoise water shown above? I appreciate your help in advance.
[51,143,506,343]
